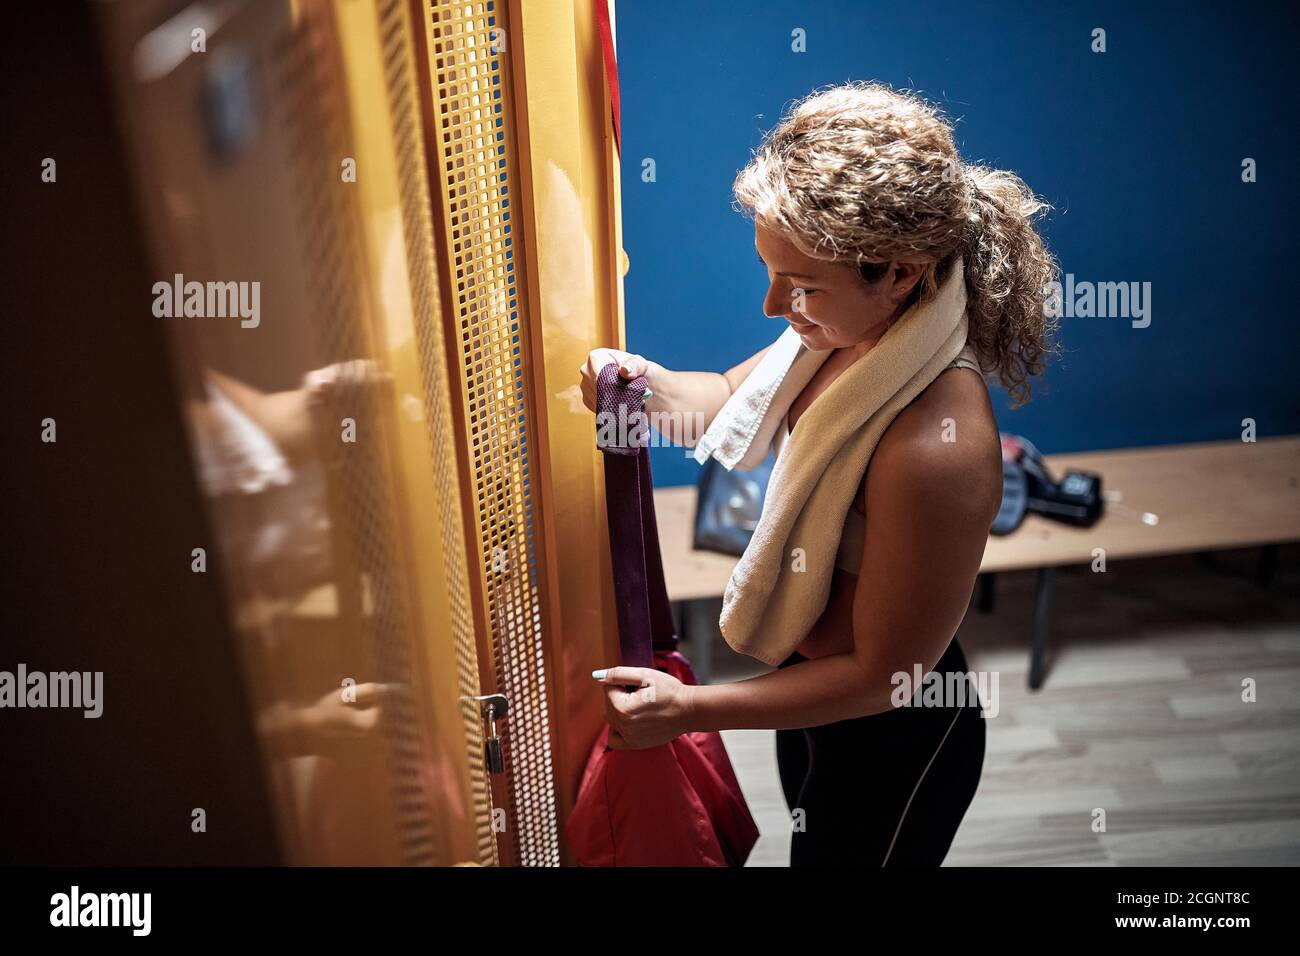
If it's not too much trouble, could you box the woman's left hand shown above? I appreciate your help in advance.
[593,666,696,750]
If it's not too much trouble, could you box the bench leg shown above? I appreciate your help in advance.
[684,598,715,684]
[1028,567,1055,691]
[977,572,997,613]
[1257,544,1278,587]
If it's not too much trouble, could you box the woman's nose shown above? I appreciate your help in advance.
[762,282,789,319]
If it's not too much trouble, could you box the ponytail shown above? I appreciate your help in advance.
[960,165,1061,407]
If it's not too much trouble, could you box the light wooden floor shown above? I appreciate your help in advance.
[704,546,1300,866]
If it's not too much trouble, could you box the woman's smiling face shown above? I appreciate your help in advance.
[754,221,924,352]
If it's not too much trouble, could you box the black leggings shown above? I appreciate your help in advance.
[775,638,986,866]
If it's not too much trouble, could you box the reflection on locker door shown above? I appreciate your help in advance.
[94,0,626,864]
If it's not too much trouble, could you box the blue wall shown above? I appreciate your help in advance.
[616,0,1300,488]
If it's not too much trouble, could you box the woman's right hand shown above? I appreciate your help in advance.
[578,348,652,413]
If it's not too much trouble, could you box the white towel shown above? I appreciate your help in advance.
[693,257,971,666]
[691,326,833,471]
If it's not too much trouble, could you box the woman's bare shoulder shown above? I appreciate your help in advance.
[867,367,1002,523]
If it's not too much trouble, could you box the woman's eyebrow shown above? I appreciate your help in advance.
[756,250,819,280]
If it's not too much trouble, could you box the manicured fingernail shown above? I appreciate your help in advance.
[592,669,607,680]
[620,365,631,375]
[643,388,653,398]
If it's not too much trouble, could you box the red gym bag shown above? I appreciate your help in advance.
[564,363,760,867]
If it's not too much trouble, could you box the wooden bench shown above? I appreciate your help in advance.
[653,436,1300,688]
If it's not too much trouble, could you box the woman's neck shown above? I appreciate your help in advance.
[842,315,894,361]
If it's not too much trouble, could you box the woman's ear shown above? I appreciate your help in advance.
[888,261,926,305]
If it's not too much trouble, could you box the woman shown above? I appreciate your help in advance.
[579,81,1058,866]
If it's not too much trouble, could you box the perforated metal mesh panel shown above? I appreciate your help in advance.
[421,0,560,866]
[270,9,445,866]
[376,0,498,867]
[96,0,558,866]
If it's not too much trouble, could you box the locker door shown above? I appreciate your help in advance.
[408,0,629,865]
[94,0,494,865]
[92,0,628,866]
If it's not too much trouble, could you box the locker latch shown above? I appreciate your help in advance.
[464,693,509,774]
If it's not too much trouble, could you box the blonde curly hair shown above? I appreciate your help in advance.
[732,80,1060,406]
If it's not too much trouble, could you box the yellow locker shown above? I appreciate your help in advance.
[91,0,627,865]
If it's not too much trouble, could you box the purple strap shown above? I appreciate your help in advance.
[595,362,679,669]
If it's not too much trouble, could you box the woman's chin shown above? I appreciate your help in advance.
[792,323,824,345]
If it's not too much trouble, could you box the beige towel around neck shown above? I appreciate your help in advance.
[695,256,971,666]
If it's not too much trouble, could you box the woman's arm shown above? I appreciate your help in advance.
[642,342,775,447]
[205,361,389,464]
[580,339,775,447]
[688,396,1002,731]
[204,369,317,462]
